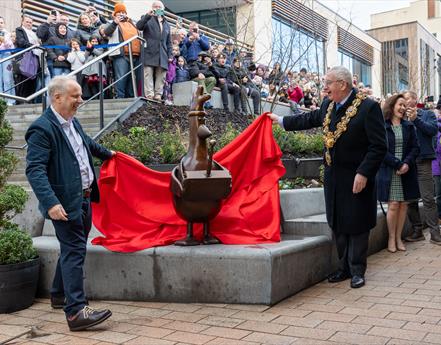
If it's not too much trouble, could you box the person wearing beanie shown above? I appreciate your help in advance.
[102,2,141,98]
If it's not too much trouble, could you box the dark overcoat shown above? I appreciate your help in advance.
[136,14,172,70]
[376,120,420,202]
[25,107,112,220]
[283,90,387,234]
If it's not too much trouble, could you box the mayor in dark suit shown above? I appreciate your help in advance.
[25,76,114,331]
[268,66,387,288]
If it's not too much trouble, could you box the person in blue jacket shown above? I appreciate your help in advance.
[376,94,420,253]
[404,91,441,244]
[183,21,210,63]
[25,76,114,331]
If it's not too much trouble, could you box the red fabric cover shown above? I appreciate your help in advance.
[91,114,286,252]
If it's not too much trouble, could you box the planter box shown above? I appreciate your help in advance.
[282,157,323,179]
[0,257,40,313]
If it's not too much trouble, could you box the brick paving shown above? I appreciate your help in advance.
[1,240,441,345]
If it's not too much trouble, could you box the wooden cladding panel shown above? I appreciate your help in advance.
[338,27,374,65]
[272,0,328,41]
[22,0,117,28]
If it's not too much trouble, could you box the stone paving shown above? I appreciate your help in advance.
[1,240,441,345]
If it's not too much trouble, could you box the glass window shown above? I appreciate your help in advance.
[382,39,409,95]
[177,8,236,36]
[271,17,325,74]
[338,50,372,86]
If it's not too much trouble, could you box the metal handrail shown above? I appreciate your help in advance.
[0,35,146,104]
[0,44,45,65]
[4,35,146,151]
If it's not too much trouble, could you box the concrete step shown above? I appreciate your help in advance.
[33,233,333,305]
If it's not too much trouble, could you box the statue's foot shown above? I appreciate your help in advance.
[202,236,221,245]
[175,237,201,246]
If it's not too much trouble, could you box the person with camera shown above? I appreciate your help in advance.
[102,3,140,99]
[136,0,172,101]
[404,91,441,245]
[183,21,210,64]
[85,4,107,30]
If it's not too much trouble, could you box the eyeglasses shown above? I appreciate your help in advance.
[323,79,342,86]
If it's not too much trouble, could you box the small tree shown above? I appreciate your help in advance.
[0,99,28,231]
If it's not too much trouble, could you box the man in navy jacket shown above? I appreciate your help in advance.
[26,76,114,331]
[404,91,441,244]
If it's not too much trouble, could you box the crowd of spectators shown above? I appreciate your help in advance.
[0,0,404,114]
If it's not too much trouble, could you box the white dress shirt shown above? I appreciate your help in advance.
[52,106,94,189]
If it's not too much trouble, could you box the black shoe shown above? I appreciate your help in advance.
[51,295,65,309]
[327,270,350,283]
[405,229,425,242]
[350,275,365,288]
[430,231,441,245]
[67,306,112,331]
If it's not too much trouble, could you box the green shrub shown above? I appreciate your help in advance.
[217,122,241,149]
[0,98,31,263]
[158,125,186,163]
[0,229,37,264]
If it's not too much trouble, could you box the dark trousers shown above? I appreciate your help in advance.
[240,86,260,115]
[335,231,369,277]
[408,160,438,233]
[50,197,91,316]
[219,82,241,111]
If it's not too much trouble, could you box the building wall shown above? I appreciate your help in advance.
[371,0,441,39]
[0,0,22,32]
[368,21,441,99]
[236,0,272,66]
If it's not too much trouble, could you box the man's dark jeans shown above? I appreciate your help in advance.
[112,55,139,98]
[219,82,241,111]
[50,197,91,316]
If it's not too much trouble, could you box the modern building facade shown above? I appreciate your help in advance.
[369,0,441,99]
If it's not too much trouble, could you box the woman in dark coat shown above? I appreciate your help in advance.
[47,23,71,76]
[376,94,420,252]
[76,13,98,46]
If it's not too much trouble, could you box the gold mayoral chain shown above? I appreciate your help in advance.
[322,92,366,166]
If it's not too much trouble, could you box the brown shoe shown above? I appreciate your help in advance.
[67,306,112,331]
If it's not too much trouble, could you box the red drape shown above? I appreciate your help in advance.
[91,114,286,252]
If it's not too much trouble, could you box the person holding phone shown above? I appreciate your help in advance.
[404,90,441,244]
[183,21,210,63]
[101,3,140,98]
[136,0,172,101]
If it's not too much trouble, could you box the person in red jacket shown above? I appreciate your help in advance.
[287,80,304,104]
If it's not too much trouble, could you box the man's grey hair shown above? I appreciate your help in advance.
[403,90,417,100]
[48,76,77,98]
[328,66,352,88]
[152,1,165,9]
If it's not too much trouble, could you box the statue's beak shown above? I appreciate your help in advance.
[197,125,212,140]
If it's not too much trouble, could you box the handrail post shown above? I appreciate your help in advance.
[128,42,138,98]
[140,40,145,98]
[40,51,46,111]
[99,61,104,130]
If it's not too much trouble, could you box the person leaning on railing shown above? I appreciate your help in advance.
[102,3,141,99]
[15,15,40,100]
[136,0,172,101]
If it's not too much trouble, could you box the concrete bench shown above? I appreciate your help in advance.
[31,188,389,305]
